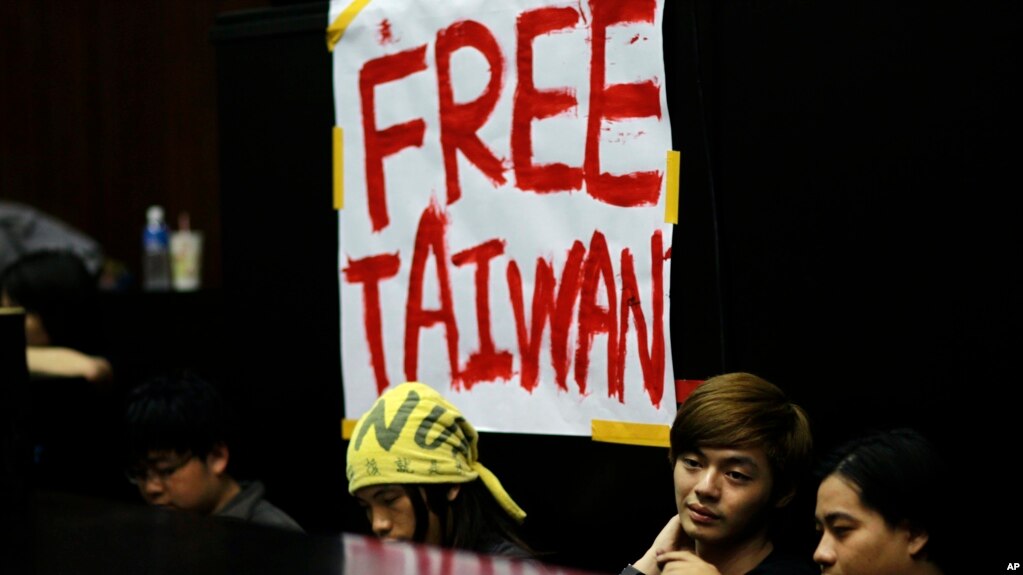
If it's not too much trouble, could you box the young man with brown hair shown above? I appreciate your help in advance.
[623,372,817,575]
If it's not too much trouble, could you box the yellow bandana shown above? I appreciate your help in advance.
[346,382,526,523]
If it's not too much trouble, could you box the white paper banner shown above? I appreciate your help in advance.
[331,0,675,435]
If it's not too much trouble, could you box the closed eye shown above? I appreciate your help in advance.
[374,487,404,504]
[726,470,752,482]
[681,457,702,469]
[821,513,859,540]
[830,525,853,539]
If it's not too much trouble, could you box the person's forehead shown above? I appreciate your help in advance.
[816,475,867,516]
[355,484,404,499]
[694,445,769,467]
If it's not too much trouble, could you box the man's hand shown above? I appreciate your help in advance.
[657,550,720,575]
[632,515,693,575]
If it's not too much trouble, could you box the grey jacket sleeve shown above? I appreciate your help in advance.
[0,201,103,276]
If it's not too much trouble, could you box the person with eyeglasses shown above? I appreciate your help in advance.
[123,371,303,532]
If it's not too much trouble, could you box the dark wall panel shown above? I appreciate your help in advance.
[0,0,273,289]
[212,2,346,538]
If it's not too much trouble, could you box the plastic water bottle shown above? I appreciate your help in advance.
[142,205,172,291]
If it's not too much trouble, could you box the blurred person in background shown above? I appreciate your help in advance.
[0,250,112,383]
[1,200,113,382]
[123,371,304,532]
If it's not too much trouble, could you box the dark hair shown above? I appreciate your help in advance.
[123,371,236,463]
[404,481,534,558]
[816,428,948,568]
[670,373,813,503]
[0,250,96,347]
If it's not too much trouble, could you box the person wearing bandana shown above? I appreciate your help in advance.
[345,381,533,559]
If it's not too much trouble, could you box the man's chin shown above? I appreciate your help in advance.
[682,519,721,542]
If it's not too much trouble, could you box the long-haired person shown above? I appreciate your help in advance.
[346,381,533,558]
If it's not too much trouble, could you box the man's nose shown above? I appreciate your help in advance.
[694,469,721,499]
[370,508,391,537]
[813,534,836,567]
[141,474,165,498]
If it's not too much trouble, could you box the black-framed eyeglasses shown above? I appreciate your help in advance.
[125,453,195,486]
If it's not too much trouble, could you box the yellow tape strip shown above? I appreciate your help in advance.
[665,150,680,224]
[591,419,670,448]
[347,416,667,444]
[342,418,358,440]
[333,126,344,210]
[327,0,373,52]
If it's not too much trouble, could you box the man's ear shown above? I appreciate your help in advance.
[206,442,230,476]
[903,522,930,558]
